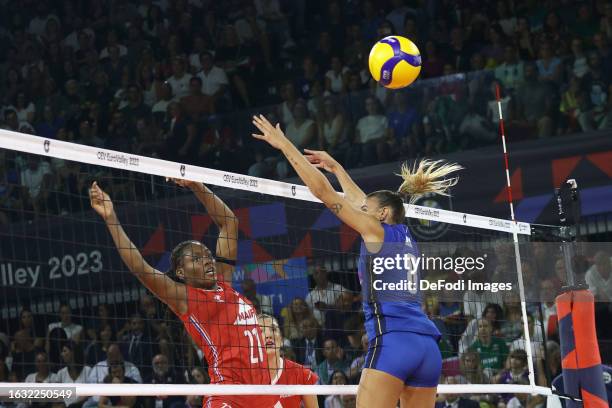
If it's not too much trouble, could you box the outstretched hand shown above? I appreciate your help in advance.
[303,149,339,173]
[89,182,114,221]
[252,114,288,150]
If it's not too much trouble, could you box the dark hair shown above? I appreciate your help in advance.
[329,369,349,385]
[62,340,85,369]
[168,240,208,280]
[482,303,504,330]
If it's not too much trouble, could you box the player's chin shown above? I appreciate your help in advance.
[201,273,217,288]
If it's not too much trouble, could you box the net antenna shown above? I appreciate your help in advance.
[495,83,536,388]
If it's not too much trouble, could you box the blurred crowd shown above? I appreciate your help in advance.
[0,247,610,408]
[1,0,612,219]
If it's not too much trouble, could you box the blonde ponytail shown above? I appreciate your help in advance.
[397,159,463,204]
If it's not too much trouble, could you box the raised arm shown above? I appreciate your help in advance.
[253,115,383,242]
[89,182,188,315]
[304,149,366,207]
[172,179,238,283]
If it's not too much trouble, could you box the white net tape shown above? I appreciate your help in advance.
[0,383,553,396]
[0,130,531,235]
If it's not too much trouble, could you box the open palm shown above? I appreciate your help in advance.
[252,114,287,150]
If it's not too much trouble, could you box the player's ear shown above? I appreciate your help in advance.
[175,267,185,280]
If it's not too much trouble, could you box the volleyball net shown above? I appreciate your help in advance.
[0,130,581,404]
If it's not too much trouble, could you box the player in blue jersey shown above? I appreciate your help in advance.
[252,114,463,407]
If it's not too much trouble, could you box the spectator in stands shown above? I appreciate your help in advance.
[144,354,185,408]
[86,304,114,342]
[2,109,20,132]
[278,81,298,126]
[46,327,68,371]
[20,155,53,217]
[468,319,509,378]
[180,76,213,122]
[120,313,155,377]
[459,350,489,385]
[560,76,584,134]
[120,85,151,133]
[292,317,324,369]
[306,265,347,326]
[508,313,544,362]
[48,304,82,341]
[318,96,349,159]
[460,303,503,354]
[421,41,444,79]
[462,267,501,321]
[296,55,321,100]
[9,92,36,125]
[346,333,368,383]
[386,92,418,155]
[18,308,43,349]
[24,350,58,383]
[196,52,229,111]
[151,82,174,120]
[435,375,479,408]
[241,278,273,315]
[166,56,192,99]
[35,105,64,140]
[324,370,349,408]
[56,341,91,407]
[88,343,142,384]
[578,53,610,130]
[494,349,529,397]
[186,366,209,408]
[216,25,253,108]
[282,297,315,341]
[315,339,349,385]
[325,56,348,95]
[353,96,389,166]
[569,37,589,79]
[285,99,317,151]
[99,361,144,408]
[536,42,563,84]
[513,62,554,138]
[494,46,524,92]
[10,329,38,381]
[324,291,358,346]
[164,102,197,164]
[585,251,612,302]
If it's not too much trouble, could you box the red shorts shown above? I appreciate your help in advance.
[202,395,281,408]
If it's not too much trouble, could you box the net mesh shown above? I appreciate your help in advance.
[0,131,562,407]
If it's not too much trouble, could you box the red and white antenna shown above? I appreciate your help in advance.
[495,82,535,387]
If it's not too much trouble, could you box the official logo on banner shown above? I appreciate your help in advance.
[179,165,186,177]
[43,140,50,153]
[409,192,452,240]
[291,185,296,196]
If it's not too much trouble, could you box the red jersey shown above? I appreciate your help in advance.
[179,282,271,385]
[273,358,319,408]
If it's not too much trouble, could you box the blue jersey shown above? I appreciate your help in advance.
[358,223,441,340]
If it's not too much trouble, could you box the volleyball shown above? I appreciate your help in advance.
[368,35,422,89]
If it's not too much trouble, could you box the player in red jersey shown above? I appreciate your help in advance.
[90,180,279,408]
[258,314,319,408]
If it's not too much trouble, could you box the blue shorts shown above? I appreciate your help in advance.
[364,331,442,387]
